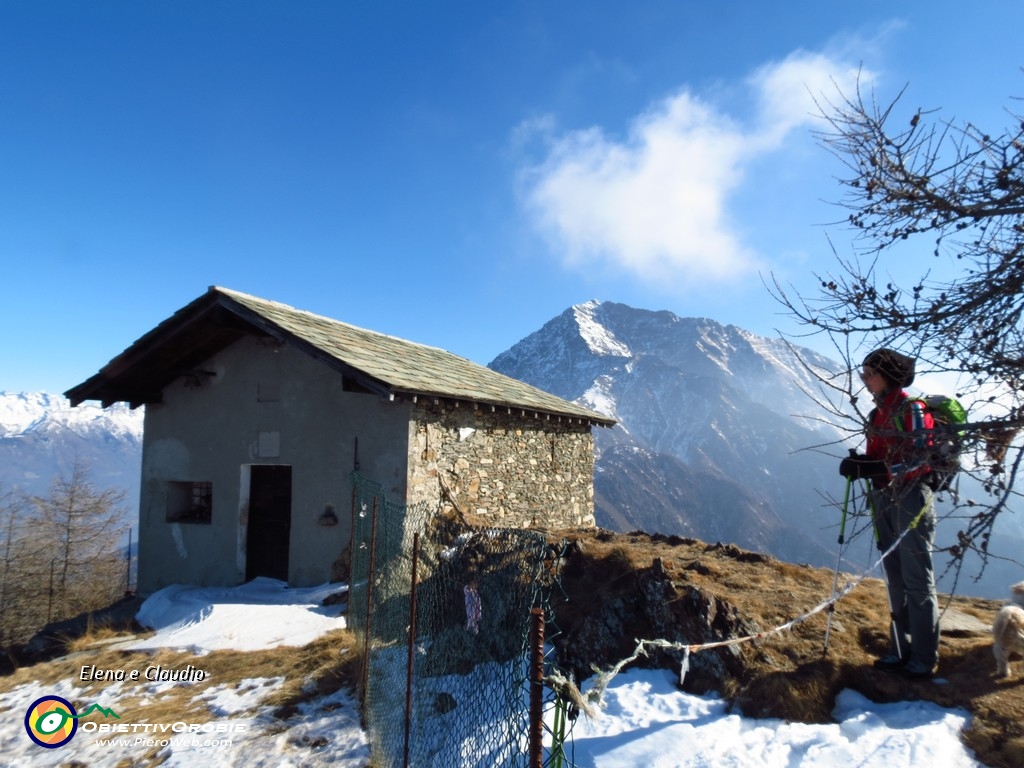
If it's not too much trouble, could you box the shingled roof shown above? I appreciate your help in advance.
[66,286,615,426]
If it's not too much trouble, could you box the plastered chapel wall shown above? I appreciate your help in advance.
[137,336,410,593]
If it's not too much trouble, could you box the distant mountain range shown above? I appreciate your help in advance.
[5,301,1021,598]
[0,391,142,512]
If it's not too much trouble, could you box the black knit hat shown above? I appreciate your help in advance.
[863,348,916,388]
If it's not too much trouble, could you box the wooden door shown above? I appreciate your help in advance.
[245,465,292,582]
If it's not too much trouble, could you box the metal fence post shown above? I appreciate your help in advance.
[404,532,421,768]
[529,607,545,768]
[360,496,379,723]
[348,484,357,585]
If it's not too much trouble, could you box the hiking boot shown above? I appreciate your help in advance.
[902,661,936,681]
[872,654,906,672]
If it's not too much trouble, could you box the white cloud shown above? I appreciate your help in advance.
[748,51,865,144]
[519,49,870,287]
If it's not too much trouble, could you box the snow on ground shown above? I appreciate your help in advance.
[0,579,982,767]
[126,576,347,653]
[562,668,978,767]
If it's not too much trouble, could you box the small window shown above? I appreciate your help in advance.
[167,481,213,524]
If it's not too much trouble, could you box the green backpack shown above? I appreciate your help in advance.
[900,394,968,491]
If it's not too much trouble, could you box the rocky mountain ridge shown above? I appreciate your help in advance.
[491,300,850,570]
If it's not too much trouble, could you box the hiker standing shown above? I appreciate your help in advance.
[839,348,940,680]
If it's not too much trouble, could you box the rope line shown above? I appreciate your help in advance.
[565,484,922,712]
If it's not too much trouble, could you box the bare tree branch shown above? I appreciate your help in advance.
[771,76,1024,585]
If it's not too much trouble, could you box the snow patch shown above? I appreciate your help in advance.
[573,301,632,357]
[126,578,347,653]
[579,375,619,420]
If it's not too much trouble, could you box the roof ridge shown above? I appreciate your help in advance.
[211,285,460,358]
[68,287,615,425]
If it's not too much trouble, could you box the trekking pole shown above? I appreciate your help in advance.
[823,473,853,656]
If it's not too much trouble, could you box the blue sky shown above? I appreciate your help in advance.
[3,2,1022,395]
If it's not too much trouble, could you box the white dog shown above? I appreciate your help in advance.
[993,581,1024,679]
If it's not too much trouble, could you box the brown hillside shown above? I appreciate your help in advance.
[545,528,1024,768]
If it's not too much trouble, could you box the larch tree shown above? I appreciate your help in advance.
[0,483,53,648]
[0,484,31,647]
[29,459,128,623]
[771,77,1024,584]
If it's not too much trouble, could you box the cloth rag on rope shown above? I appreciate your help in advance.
[464,583,482,634]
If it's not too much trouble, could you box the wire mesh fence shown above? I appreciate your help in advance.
[347,472,564,768]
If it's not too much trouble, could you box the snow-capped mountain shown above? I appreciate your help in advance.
[491,301,1024,598]
[490,300,849,569]
[0,391,143,504]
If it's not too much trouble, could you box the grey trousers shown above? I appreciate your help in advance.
[871,481,939,669]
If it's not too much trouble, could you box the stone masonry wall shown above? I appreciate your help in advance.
[407,401,597,529]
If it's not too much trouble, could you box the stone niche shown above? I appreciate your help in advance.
[407,401,596,530]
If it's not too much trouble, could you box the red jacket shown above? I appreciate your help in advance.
[866,389,935,487]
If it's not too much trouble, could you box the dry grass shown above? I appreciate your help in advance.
[64,625,149,655]
[0,625,361,741]
[547,528,1024,768]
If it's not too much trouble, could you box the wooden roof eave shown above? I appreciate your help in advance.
[65,303,253,408]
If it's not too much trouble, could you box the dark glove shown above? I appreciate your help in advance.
[839,453,887,480]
